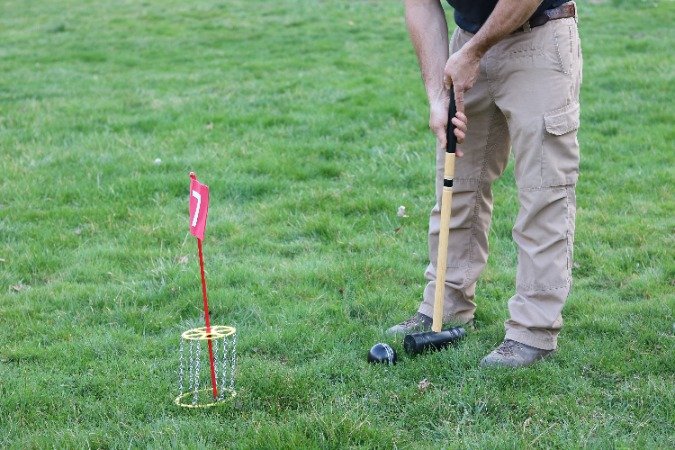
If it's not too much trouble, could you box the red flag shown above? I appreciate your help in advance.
[189,172,209,240]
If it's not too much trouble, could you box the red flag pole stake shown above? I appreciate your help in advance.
[197,238,218,399]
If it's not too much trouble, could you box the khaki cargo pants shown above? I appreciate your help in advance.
[418,15,582,350]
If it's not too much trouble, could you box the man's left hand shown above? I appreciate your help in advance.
[443,46,481,116]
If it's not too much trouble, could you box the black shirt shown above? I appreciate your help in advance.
[447,0,569,33]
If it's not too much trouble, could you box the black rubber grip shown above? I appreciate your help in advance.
[446,90,457,154]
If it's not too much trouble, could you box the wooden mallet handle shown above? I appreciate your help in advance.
[432,91,457,333]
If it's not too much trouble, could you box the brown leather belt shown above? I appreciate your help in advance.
[515,2,577,33]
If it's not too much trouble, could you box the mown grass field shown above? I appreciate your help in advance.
[1,0,673,448]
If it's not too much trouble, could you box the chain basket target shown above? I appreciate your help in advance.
[176,325,237,408]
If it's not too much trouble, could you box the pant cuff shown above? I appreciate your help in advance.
[505,329,557,351]
[418,303,475,325]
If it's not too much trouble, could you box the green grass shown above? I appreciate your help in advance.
[1,0,673,447]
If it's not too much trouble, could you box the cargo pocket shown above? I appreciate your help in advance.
[541,101,580,187]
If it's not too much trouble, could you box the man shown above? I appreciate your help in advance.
[388,0,582,368]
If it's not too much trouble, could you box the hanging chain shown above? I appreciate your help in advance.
[178,338,185,395]
[229,332,237,391]
[220,336,229,398]
[212,337,219,398]
[193,339,201,405]
[188,339,195,392]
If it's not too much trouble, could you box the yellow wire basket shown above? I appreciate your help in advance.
[175,325,237,408]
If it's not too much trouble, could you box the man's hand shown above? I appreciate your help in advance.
[430,97,467,157]
[404,0,468,155]
[444,46,481,118]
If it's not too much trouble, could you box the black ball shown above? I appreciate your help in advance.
[367,343,397,365]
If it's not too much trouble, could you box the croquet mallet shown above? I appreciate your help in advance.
[404,91,466,355]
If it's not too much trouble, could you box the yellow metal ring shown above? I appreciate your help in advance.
[174,388,237,408]
[181,325,236,341]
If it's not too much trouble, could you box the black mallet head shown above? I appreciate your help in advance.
[367,343,397,365]
[403,326,466,356]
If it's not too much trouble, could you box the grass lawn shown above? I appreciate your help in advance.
[1,0,673,447]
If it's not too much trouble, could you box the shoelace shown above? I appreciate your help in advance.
[403,314,430,327]
[496,340,518,356]
[403,317,422,326]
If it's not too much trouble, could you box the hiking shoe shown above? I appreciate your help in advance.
[386,313,433,335]
[480,339,555,368]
